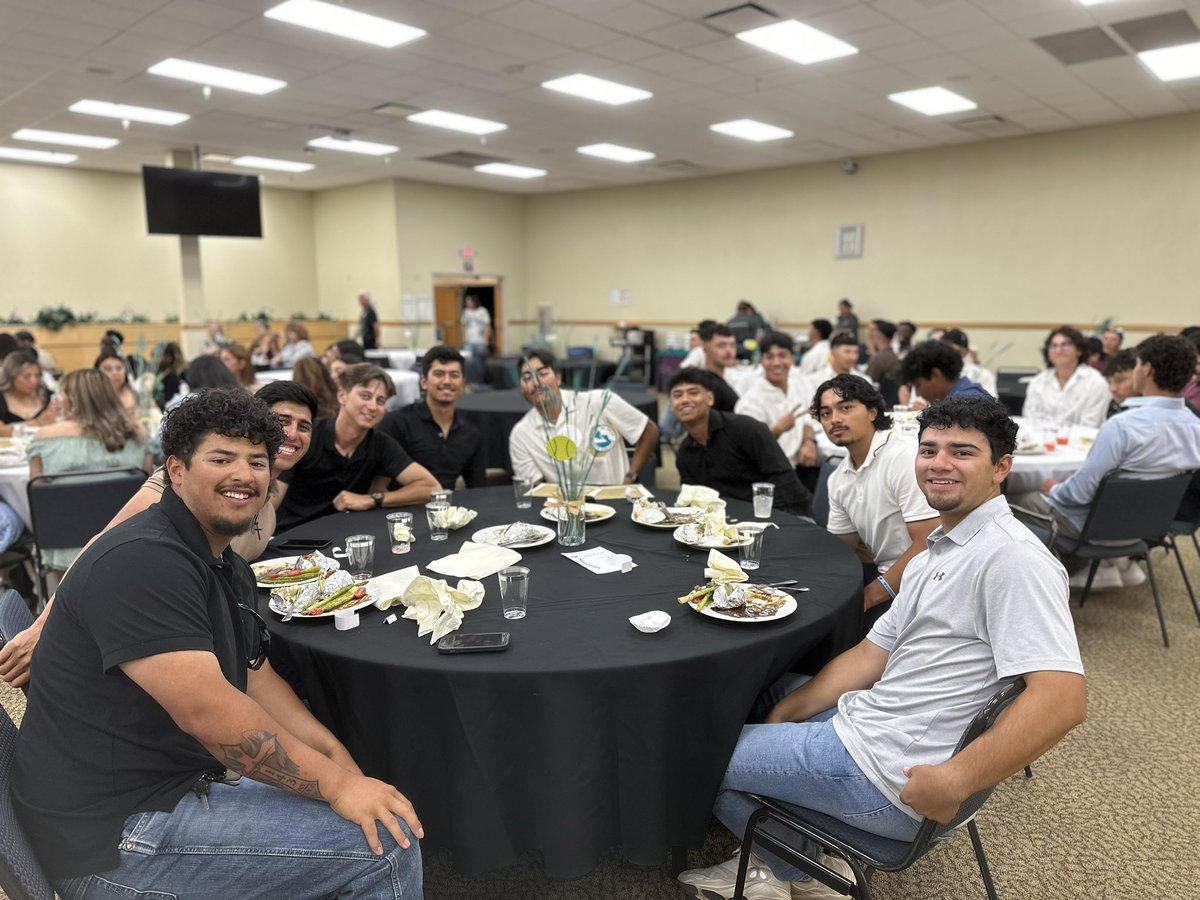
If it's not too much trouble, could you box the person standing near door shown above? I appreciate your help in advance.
[358,291,380,351]
[460,294,493,382]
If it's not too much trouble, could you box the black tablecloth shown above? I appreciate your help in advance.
[263,487,861,877]
[456,388,658,473]
[485,356,619,391]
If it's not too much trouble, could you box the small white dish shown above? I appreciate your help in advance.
[629,610,671,633]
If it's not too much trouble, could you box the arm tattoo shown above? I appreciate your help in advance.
[220,730,324,800]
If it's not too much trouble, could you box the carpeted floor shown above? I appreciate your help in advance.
[3,527,1197,900]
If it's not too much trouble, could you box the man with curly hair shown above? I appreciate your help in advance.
[12,388,423,899]
[679,398,1084,900]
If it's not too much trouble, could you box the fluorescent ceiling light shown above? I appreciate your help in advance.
[735,19,858,65]
[1077,1,1112,6]
[888,86,977,116]
[1139,41,1200,82]
[12,128,118,149]
[69,99,189,126]
[407,109,507,135]
[474,163,546,179]
[264,0,426,48]
[541,74,652,106]
[709,119,793,142]
[148,58,286,95]
[0,147,77,165]
[307,136,397,156]
[232,156,314,173]
[577,143,655,163]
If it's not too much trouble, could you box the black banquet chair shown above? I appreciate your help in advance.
[26,467,146,607]
[0,589,34,695]
[732,678,1027,900]
[0,706,55,900]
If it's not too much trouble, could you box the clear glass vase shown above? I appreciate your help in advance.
[556,493,586,547]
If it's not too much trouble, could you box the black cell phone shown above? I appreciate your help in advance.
[269,539,332,554]
[437,632,510,654]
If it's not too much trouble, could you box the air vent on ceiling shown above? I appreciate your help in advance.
[702,3,778,36]
[1109,10,1200,52]
[420,151,509,168]
[953,115,1026,137]
[1033,27,1126,65]
[372,102,422,118]
[654,159,705,173]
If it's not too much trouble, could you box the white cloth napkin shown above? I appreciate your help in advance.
[433,506,478,529]
[562,546,636,574]
[427,541,522,580]
[704,549,748,584]
[371,566,422,610]
[395,575,486,643]
[676,483,722,509]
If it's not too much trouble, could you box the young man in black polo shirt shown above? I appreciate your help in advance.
[12,388,423,898]
[669,368,812,516]
[377,345,486,490]
[700,321,742,412]
[275,363,439,530]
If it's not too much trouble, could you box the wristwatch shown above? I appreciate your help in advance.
[372,491,384,508]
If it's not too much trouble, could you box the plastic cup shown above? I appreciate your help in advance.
[738,530,764,570]
[752,482,775,518]
[426,502,449,541]
[513,477,532,509]
[431,488,453,506]
[345,534,375,580]
[386,511,414,555]
[499,566,530,619]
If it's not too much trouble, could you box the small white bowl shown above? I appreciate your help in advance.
[629,610,671,633]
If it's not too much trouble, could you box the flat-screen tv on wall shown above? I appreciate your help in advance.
[142,166,263,237]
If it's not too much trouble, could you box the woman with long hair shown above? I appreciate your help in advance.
[154,342,187,412]
[220,343,258,391]
[28,369,151,575]
[272,322,314,368]
[95,349,139,418]
[291,356,340,418]
[250,317,282,367]
[0,349,54,437]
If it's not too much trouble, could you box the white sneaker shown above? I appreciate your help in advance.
[1119,563,1147,587]
[1068,562,1122,591]
[790,855,856,899]
[678,852,790,900]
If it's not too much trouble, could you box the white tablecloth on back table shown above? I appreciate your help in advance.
[0,463,31,529]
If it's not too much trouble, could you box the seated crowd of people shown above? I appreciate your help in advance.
[0,310,1197,900]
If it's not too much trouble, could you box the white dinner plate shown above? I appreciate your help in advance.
[689,588,797,624]
[471,523,556,549]
[252,555,337,589]
[671,525,752,549]
[268,583,378,620]
[631,506,704,529]
[540,502,615,524]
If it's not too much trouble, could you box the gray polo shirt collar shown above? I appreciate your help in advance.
[926,493,1009,549]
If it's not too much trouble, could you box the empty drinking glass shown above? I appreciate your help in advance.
[738,529,764,570]
[431,488,453,506]
[426,501,449,541]
[499,566,530,619]
[513,477,532,509]
[345,534,375,580]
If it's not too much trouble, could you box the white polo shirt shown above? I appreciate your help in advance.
[734,371,818,462]
[826,430,938,572]
[510,388,650,487]
[1022,365,1110,428]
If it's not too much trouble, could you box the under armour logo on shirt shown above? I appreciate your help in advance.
[933,571,946,581]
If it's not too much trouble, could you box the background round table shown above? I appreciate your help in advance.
[456,388,658,473]
[263,487,862,878]
[484,356,619,391]
[0,460,31,528]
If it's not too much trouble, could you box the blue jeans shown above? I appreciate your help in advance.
[58,779,422,900]
[0,500,23,553]
[714,675,920,882]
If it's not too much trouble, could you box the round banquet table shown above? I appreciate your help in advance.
[0,460,31,528]
[262,486,862,878]
[456,388,658,473]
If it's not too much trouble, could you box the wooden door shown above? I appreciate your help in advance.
[434,285,461,347]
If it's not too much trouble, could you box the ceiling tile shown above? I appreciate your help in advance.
[484,2,624,49]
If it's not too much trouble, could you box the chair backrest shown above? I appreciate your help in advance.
[0,708,55,900]
[26,468,146,552]
[810,457,843,528]
[1077,471,1195,545]
[0,590,33,645]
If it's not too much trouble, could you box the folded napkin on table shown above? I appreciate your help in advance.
[393,575,485,643]
[371,566,422,610]
[427,541,522,580]
[676,483,722,509]
[432,506,478,529]
[704,549,748,584]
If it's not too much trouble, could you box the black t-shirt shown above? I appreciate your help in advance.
[0,389,50,424]
[377,401,486,490]
[706,371,741,413]
[276,418,413,530]
[676,410,813,516]
[359,305,379,350]
[12,486,258,880]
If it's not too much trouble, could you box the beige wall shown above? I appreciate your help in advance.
[312,179,401,324]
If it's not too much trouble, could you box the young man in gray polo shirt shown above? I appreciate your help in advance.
[679,397,1086,900]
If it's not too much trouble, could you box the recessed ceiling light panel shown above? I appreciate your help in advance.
[542,74,652,106]
[407,110,507,135]
[148,58,286,95]
[12,128,118,149]
[709,119,794,142]
[1139,41,1200,81]
[474,162,546,179]
[735,20,858,65]
[577,143,655,163]
[264,0,426,48]
[307,136,398,156]
[888,86,977,116]
[0,147,77,165]
[231,156,315,173]
[69,100,189,125]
